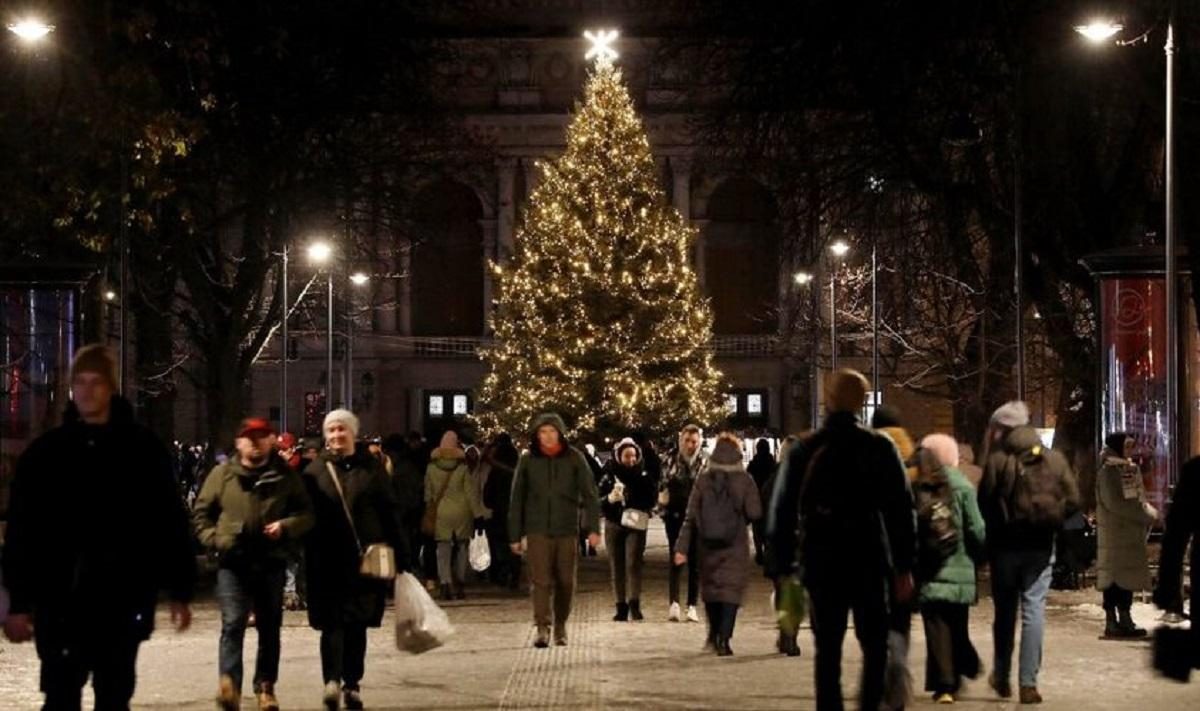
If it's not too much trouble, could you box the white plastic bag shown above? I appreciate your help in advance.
[469,531,491,572]
[394,572,454,654]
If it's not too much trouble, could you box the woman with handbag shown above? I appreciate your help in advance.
[424,431,486,601]
[598,438,659,621]
[303,409,407,711]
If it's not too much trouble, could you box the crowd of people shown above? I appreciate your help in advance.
[0,345,1197,711]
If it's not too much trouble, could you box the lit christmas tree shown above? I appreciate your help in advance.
[476,46,725,440]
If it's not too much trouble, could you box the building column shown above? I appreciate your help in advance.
[496,157,517,261]
[522,156,542,196]
[398,239,413,336]
[480,219,498,335]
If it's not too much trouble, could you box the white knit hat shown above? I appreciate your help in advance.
[323,408,360,438]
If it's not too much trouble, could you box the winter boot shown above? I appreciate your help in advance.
[1117,606,1148,638]
[1103,608,1123,638]
[256,682,280,711]
[554,624,568,646]
[217,675,241,711]
[629,599,644,621]
[342,687,364,711]
[716,636,734,657]
[534,626,551,648]
[612,602,629,622]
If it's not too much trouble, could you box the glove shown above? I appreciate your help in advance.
[607,489,624,504]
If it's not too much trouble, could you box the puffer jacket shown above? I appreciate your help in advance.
[918,466,986,605]
[1095,451,1155,591]
[425,447,485,542]
[507,413,601,541]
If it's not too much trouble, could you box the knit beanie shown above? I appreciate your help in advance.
[323,408,360,438]
[70,344,119,390]
[921,434,960,469]
[709,434,744,467]
[990,401,1030,429]
[439,430,462,451]
[825,369,869,414]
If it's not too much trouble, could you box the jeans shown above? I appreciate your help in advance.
[604,521,647,603]
[525,534,578,630]
[216,565,285,692]
[991,548,1053,689]
[320,624,368,689]
[436,539,468,586]
[808,580,890,711]
[664,514,698,606]
[37,631,141,711]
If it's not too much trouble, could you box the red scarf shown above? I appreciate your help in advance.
[541,440,564,458]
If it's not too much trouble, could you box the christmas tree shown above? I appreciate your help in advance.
[476,56,726,440]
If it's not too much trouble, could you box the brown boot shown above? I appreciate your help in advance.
[256,682,280,711]
[1019,686,1043,704]
[217,675,241,711]
[534,626,551,648]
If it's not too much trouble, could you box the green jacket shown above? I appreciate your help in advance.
[508,414,600,540]
[193,456,315,565]
[919,466,986,606]
[425,447,485,541]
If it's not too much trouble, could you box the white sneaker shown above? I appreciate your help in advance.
[668,602,681,621]
[686,605,700,623]
[322,681,340,710]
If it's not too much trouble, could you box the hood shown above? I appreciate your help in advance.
[432,447,466,469]
[529,412,570,456]
[1004,425,1044,454]
[879,426,915,461]
[612,436,643,464]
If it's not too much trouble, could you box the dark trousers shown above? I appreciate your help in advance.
[525,534,578,630]
[1102,584,1134,612]
[808,582,890,711]
[605,522,647,603]
[665,514,698,606]
[37,631,141,711]
[319,624,368,689]
[921,601,980,695]
[216,565,285,692]
[704,602,740,640]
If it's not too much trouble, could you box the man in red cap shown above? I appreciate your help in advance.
[193,417,314,711]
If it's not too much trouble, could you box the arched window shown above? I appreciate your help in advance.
[704,178,780,335]
[410,179,485,336]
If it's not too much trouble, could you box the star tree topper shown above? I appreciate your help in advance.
[584,28,619,65]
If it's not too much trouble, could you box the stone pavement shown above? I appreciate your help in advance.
[0,522,1194,710]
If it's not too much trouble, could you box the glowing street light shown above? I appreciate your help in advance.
[830,240,851,258]
[306,241,332,264]
[7,19,54,42]
[1074,20,1123,43]
[584,28,619,64]
[104,290,116,302]
[349,272,370,286]
[793,271,813,286]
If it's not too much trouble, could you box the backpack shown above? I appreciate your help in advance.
[911,448,960,579]
[1007,444,1067,530]
[700,472,741,549]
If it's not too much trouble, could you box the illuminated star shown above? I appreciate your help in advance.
[584,28,619,64]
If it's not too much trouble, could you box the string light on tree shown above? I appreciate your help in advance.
[475,30,724,440]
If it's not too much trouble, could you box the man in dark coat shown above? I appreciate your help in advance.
[304,409,407,711]
[1154,455,1200,667]
[2,344,196,710]
[768,369,915,711]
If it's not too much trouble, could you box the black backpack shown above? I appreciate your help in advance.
[1007,444,1068,530]
[700,472,741,549]
[911,448,960,579]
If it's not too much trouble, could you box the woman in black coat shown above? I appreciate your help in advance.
[304,410,407,711]
[598,438,659,622]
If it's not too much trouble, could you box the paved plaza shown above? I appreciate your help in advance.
[0,523,1193,710]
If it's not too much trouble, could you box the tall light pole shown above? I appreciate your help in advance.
[279,246,289,433]
[829,240,851,370]
[1077,2,1179,479]
[6,18,54,42]
[347,272,370,409]
[794,270,817,426]
[307,241,334,410]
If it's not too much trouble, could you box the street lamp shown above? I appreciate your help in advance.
[306,241,335,409]
[794,270,820,426]
[6,19,54,42]
[103,290,116,302]
[1076,2,1180,482]
[829,240,850,370]
[793,271,813,286]
[346,272,369,408]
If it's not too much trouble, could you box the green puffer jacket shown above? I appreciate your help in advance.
[919,466,986,606]
[425,447,485,542]
[508,413,601,541]
[193,456,315,566]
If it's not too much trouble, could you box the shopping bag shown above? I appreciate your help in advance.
[394,572,455,654]
[775,576,807,636]
[469,531,491,572]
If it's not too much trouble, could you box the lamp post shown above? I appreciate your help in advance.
[829,240,850,370]
[279,246,289,433]
[347,271,369,409]
[306,241,334,409]
[1076,2,1179,479]
[794,270,817,426]
[6,18,54,42]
